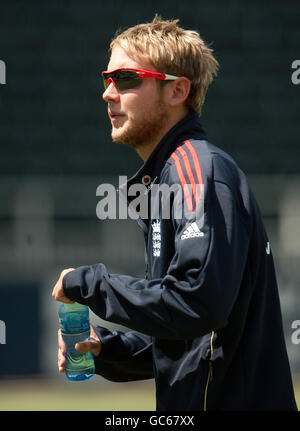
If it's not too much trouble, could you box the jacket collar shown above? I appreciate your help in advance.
[118,112,207,228]
[126,112,207,189]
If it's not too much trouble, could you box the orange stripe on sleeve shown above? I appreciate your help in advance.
[171,152,194,212]
[177,145,200,206]
[184,140,204,196]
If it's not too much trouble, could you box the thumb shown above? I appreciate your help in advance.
[75,338,101,357]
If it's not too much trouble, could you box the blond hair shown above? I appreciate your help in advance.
[110,15,219,115]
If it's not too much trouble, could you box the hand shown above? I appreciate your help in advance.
[58,325,102,373]
[52,268,75,303]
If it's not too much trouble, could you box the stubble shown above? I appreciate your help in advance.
[111,99,169,151]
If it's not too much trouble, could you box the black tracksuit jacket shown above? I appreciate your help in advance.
[62,113,297,411]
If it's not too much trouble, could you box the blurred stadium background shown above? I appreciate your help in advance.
[0,0,299,410]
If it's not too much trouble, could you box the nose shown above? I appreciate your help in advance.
[102,79,119,103]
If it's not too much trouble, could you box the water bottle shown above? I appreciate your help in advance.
[58,302,95,381]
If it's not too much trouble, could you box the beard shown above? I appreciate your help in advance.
[110,99,169,150]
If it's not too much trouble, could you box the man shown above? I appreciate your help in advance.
[52,16,297,411]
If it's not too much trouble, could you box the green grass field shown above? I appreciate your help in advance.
[0,378,156,411]
[0,377,299,411]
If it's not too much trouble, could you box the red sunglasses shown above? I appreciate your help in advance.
[102,68,179,91]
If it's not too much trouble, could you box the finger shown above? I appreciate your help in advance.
[58,349,66,372]
[58,329,66,354]
[51,279,62,299]
[62,268,75,277]
[75,339,101,357]
[52,289,75,303]
[75,340,94,353]
[57,329,66,373]
[52,285,74,303]
[52,268,75,302]
[90,325,100,341]
[57,296,75,304]
[57,343,66,370]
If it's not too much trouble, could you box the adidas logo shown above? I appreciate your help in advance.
[181,222,204,240]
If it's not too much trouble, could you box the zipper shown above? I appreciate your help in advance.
[203,331,214,411]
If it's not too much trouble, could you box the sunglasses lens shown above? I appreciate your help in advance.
[103,70,142,91]
[102,77,109,89]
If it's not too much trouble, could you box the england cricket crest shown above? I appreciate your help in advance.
[152,219,161,257]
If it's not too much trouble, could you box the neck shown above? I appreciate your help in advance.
[136,108,189,163]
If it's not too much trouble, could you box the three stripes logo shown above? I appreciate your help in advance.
[171,140,204,213]
[181,222,204,240]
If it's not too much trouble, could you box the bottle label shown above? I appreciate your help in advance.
[59,313,90,334]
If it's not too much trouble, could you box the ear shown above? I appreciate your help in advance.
[165,77,191,107]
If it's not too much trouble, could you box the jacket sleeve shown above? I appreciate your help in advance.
[62,154,251,339]
[92,326,154,382]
